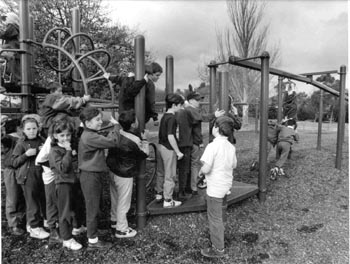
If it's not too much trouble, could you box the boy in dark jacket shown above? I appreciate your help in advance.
[106,110,149,238]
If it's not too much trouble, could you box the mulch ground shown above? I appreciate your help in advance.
[1,121,348,264]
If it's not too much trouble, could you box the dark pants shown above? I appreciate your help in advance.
[206,195,225,250]
[80,171,103,239]
[4,168,25,228]
[45,181,58,229]
[57,183,74,241]
[71,181,86,228]
[276,141,292,168]
[177,146,192,193]
[21,167,46,228]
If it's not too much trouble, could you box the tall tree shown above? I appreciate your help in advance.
[215,0,280,125]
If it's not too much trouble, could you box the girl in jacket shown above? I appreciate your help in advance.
[48,119,82,250]
[12,116,48,239]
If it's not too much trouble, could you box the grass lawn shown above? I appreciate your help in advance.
[1,121,348,264]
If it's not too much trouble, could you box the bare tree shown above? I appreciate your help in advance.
[216,0,280,125]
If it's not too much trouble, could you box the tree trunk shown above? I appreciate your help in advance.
[242,104,249,126]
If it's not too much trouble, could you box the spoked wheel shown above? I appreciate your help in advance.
[145,142,157,190]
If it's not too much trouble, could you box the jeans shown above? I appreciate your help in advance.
[190,145,202,191]
[157,144,177,200]
[206,195,225,250]
[57,183,74,240]
[177,146,192,193]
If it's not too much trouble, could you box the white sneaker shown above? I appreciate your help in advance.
[115,227,137,238]
[63,238,82,251]
[26,225,30,233]
[163,199,182,208]
[155,193,163,203]
[43,219,49,228]
[29,227,50,239]
[72,226,87,236]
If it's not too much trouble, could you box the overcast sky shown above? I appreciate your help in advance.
[104,0,348,95]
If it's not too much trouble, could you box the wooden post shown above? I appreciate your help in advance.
[258,52,269,202]
[72,7,81,95]
[19,0,30,113]
[277,76,283,123]
[165,55,174,94]
[134,35,147,228]
[317,89,323,150]
[335,65,346,169]
[209,61,218,113]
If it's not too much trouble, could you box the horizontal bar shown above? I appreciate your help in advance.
[299,70,338,76]
[228,56,347,100]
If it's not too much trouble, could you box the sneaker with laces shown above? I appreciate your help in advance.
[72,225,87,236]
[29,227,50,239]
[115,227,137,238]
[198,178,207,189]
[163,199,182,208]
[201,246,225,258]
[278,168,285,177]
[88,239,112,250]
[155,193,163,203]
[63,238,82,251]
[270,167,278,181]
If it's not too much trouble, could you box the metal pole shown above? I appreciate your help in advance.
[19,0,30,113]
[335,65,346,169]
[317,89,323,150]
[209,61,218,113]
[72,7,81,95]
[258,52,269,202]
[134,35,147,228]
[255,100,259,133]
[277,76,283,123]
[28,16,34,85]
[219,71,229,112]
[165,55,174,94]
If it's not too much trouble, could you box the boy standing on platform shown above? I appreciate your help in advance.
[199,116,237,258]
[155,93,184,208]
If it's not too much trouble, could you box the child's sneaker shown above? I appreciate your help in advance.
[43,219,49,228]
[155,193,163,203]
[197,175,207,189]
[72,226,87,236]
[110,221,117,229]
[115,227,137,238]
[29,227,50,239]
[269,167,278,181]
[201,246,225,258]
[63,238,82,251]
[278,167,285,177]
[163,199,182,208]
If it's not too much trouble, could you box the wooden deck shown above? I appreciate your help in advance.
[147,181,259,215]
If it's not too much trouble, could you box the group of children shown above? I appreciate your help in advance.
[1,64,298,258]
[0,62,162,251]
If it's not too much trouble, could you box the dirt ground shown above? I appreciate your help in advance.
[1,121,349,264]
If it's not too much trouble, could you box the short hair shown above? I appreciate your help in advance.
[145,62,163,74]
[285,118,297,128]
[47,82,62,93]
[79,107,101,126]
[165,93,184,110]
[118,110,136,131]
[49,119,75,145]
[4,118,20,134]
[1,135,13,150]
[214,116,234,137]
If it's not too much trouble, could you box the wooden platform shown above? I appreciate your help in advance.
[147,181,259,215]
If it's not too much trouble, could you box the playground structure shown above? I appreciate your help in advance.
[1,1,347,230]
